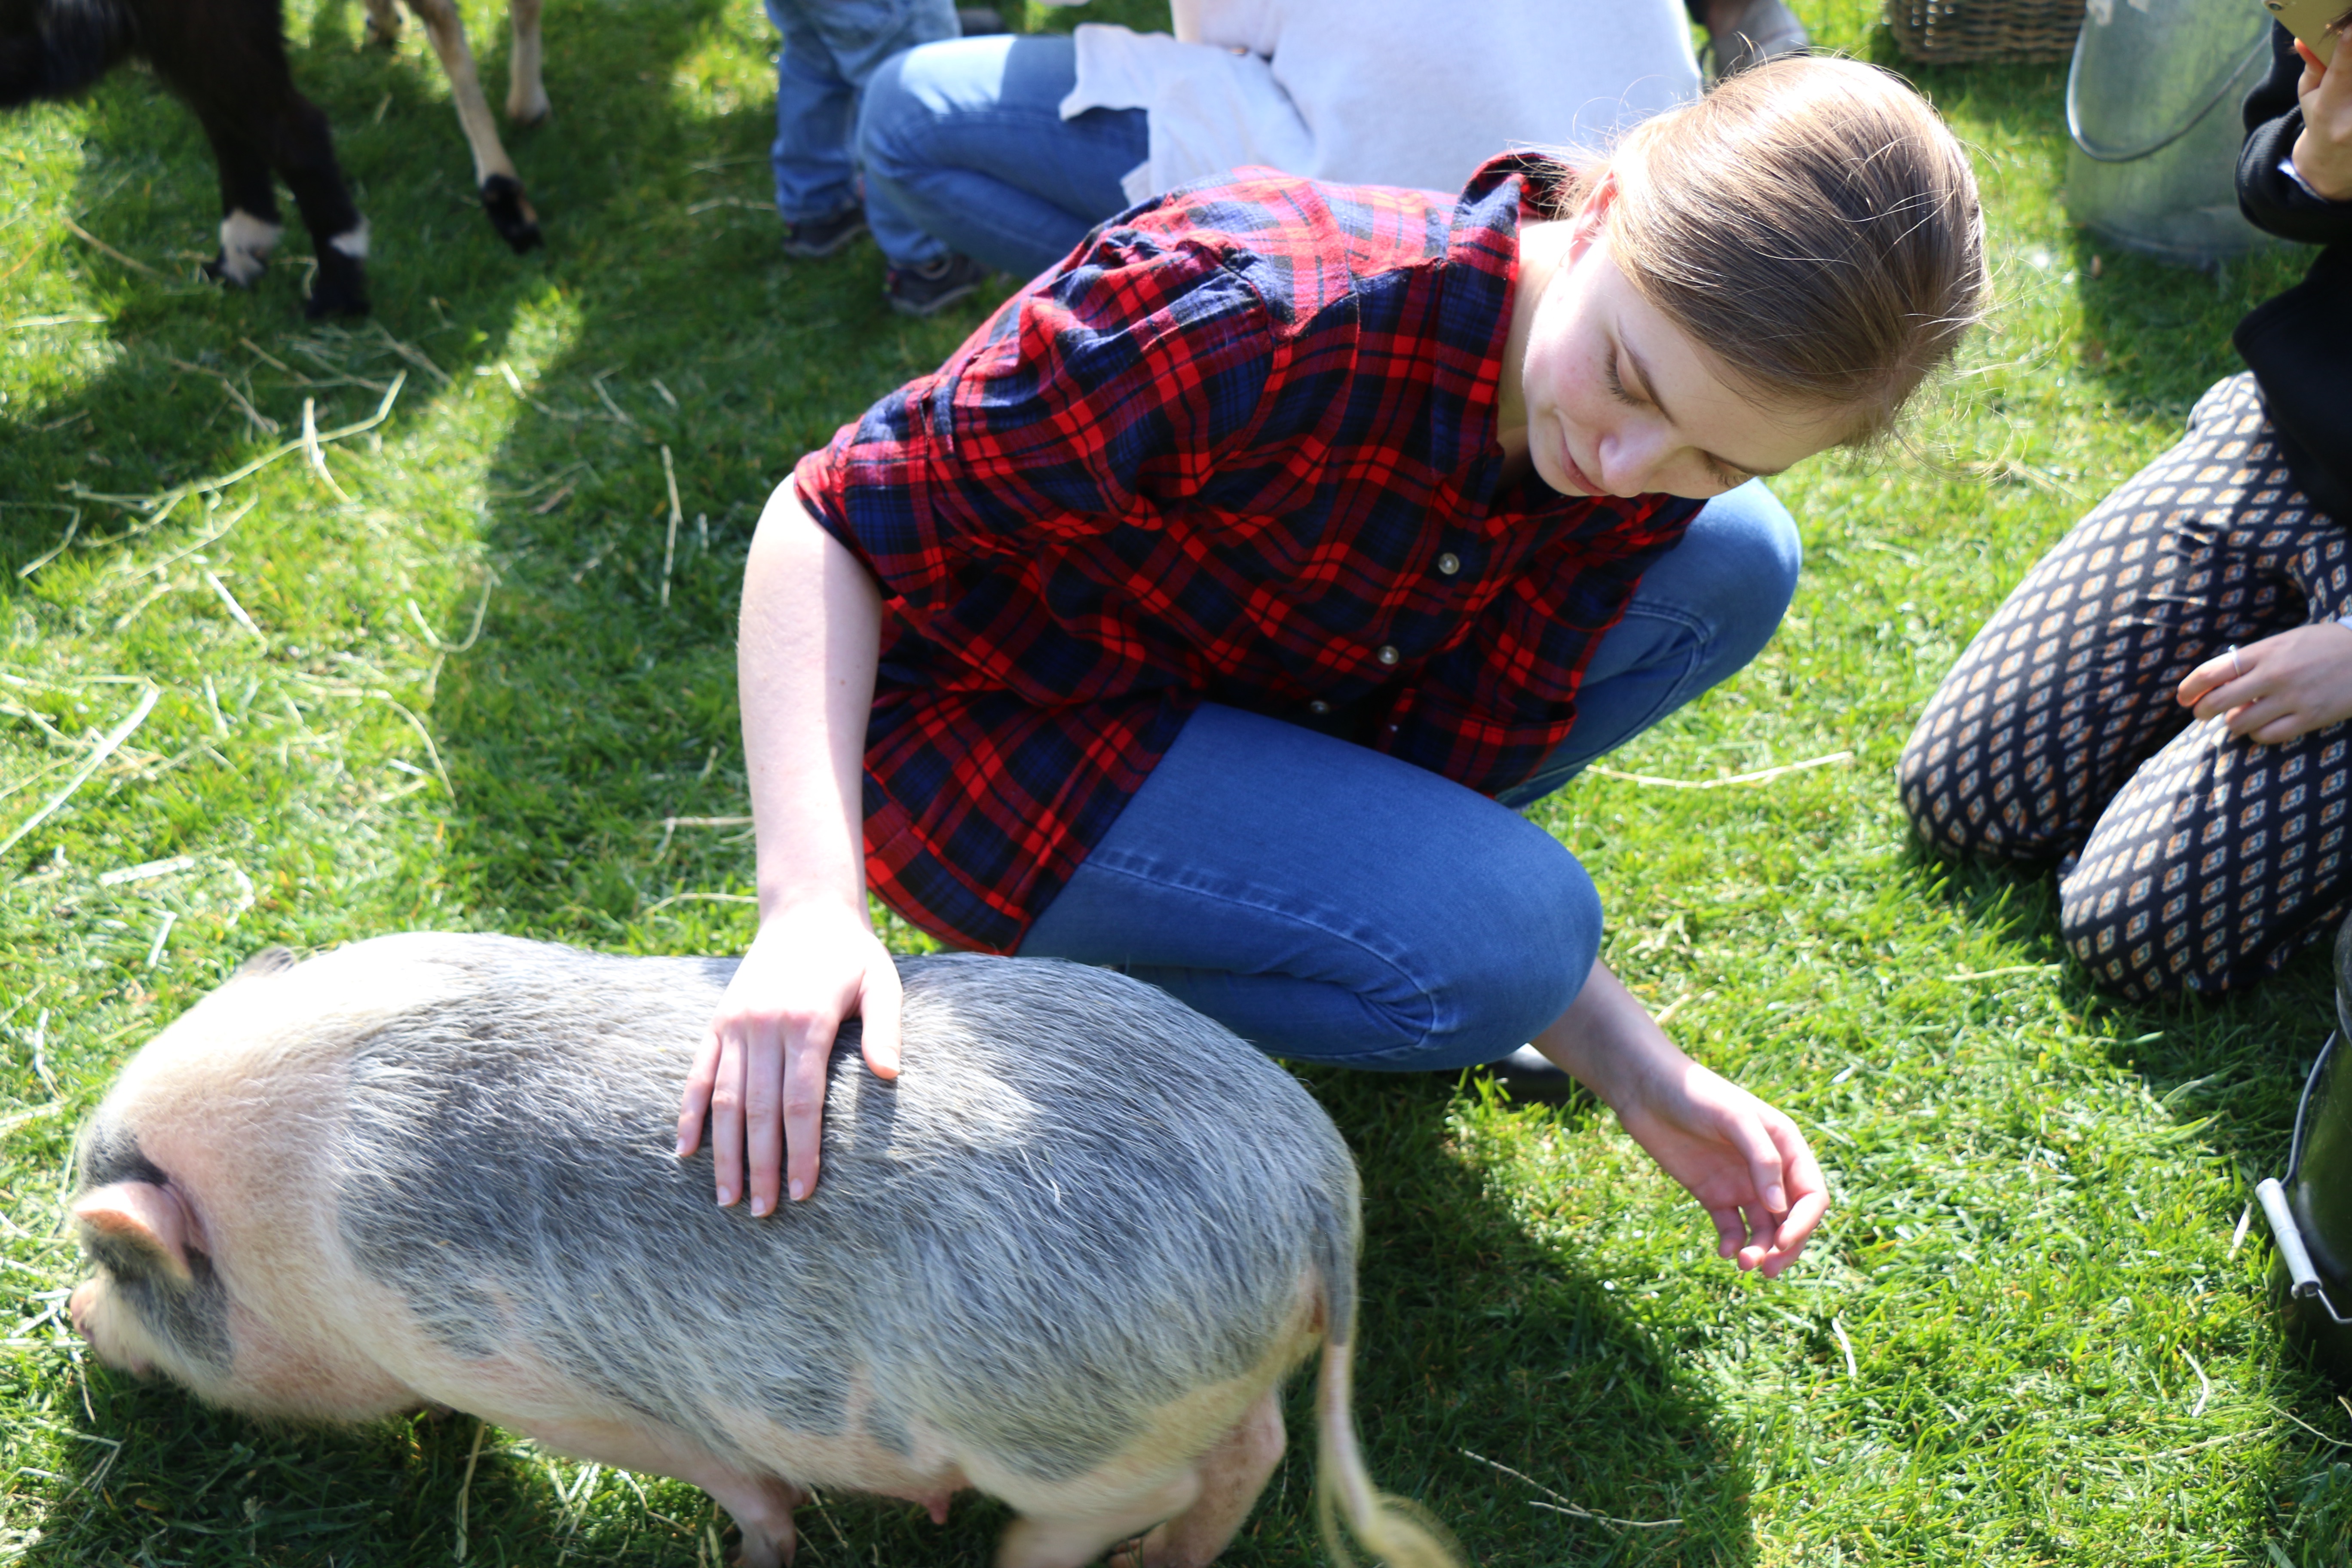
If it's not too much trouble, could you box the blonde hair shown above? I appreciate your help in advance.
[1562,56,1988,441]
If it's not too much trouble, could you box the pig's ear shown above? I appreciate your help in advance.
[71,1183,196,1285]
[233,946,299,982]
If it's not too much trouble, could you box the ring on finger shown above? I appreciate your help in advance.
[2230,644,2244,678]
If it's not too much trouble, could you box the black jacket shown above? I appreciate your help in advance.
[2235,23,2352,518]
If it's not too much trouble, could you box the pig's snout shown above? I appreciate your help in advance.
[68,1278,152,1377]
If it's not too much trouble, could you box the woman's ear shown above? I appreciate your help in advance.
[1565,169,1620,262]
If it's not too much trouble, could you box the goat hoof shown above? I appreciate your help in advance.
[305,254,371,318]
[304,286,371,319]
[507,97,550,129]
[481,174,544,254]
[200,254,260,290]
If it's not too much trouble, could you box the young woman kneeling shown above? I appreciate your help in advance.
[683,57,1989,1282]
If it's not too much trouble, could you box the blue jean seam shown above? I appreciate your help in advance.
[864,108,1136,237]
[1070,853,1455,1067]
[1596,600,1718,742]
[873,99,1138,152]
[1499,601,1719,809]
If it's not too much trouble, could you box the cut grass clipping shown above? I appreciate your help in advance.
[4,0,2349,1563]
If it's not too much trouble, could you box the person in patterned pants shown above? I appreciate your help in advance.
[1899,373,2352,1001]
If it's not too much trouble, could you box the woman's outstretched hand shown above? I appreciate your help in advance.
[1533,960,1828,1278]
[1605,1053,1828,1277]
[2177,622,2352,744]
[677,900,902,1214]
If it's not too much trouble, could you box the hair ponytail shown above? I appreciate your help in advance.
[1569,56,1988,441]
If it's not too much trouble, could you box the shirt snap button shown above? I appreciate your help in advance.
[1308,699,1331,715]
[1437,552,1461,576]
[1376,645,1400,666]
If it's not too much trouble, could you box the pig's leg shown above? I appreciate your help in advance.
[513,1417,803,1568]
[995,1472,1200,1568]
[1119,1390,1286,1568]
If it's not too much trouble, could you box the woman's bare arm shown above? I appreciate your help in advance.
[1534,961,1828,1278]
[674,479,901,1214]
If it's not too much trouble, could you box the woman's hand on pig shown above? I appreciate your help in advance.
[697,482,894,1211]
[2176,622,2352,744]
[679,900,902,1213]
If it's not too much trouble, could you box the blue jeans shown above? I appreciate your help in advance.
[1016,480,1801,1068]
[765,0,958,267]
[859,33,1148,281]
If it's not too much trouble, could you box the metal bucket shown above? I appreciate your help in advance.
[2257,918,2352,1386]
[2064,0,2279,266]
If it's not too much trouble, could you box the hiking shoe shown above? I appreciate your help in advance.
[780,203,867,259]
[1700,0,1810,80]
[886,253,988,318]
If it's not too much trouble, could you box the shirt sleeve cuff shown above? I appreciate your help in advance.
[2281,155,2349,206]
[790,446,867,563]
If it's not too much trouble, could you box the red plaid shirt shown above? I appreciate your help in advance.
[795,155,1698,954]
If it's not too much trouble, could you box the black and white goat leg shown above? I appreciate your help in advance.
[505,0,547,127]
[269,95,370,316]
[3,0,368,315]
[144,0,367,314]
[403,0,542,252]
[192,114,284,288]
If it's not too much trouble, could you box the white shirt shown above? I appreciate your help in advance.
[1050,0,1703,203]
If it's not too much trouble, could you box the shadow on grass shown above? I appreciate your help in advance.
[2065,224,2316,418]
[1912,839,2352,1564]
[1917,845,2324,1174]
[38,1385,567,1567]
[1311,1069,1761,1567]
[0,0,735,576]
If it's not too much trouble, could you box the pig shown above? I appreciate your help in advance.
[66,933,1460,1568]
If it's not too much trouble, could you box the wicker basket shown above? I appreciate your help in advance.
[1886,0,2086,62]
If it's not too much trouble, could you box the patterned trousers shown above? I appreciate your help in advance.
[1898,373,2352,1001]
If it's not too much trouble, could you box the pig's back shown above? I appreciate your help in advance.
[323,936,1357,1485]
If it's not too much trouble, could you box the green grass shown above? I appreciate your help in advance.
[0,0,2345,1563]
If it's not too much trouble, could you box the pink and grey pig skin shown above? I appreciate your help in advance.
[67,934,1460,1568]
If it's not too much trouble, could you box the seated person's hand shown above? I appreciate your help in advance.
[677,902,902,1213]
[2291,39,2352,201]
[2177,621,2352,743]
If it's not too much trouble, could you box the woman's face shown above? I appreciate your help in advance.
[1510,181,1861,502]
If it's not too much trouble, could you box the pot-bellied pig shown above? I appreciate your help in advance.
[66,933,1459,1568]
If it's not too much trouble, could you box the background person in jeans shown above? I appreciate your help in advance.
[680,61,1989,1302]
[763,0,992,315]
[1898,24,2352,1001]
[855,0,1705,288]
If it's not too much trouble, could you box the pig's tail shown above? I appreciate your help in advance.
[1312,1334,1466,1568]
